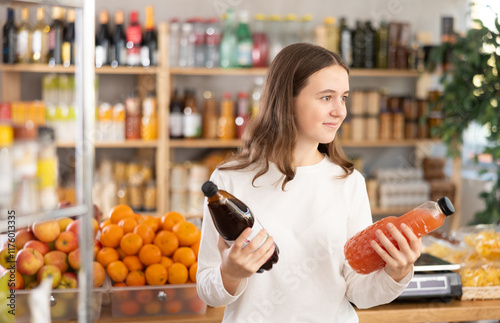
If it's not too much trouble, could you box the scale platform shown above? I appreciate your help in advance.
[397,253,462,302]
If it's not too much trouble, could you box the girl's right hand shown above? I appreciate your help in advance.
[218,228,276,295]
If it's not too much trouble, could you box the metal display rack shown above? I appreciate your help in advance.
[0,0,95,321]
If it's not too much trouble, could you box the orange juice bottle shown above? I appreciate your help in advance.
[344,197,454,274]
[217,92,235,139]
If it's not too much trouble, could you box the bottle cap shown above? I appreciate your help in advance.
[254,13,266,21]
[201,181,218,197]
[223,92,232,99]
[437,197,455,216]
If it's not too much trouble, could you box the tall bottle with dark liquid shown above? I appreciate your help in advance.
[126,11,142,66]
[48,7,64,66]
[110,10,127,67]
[62,9,75,67]
[344,197,454,275]
[95,9,111,68]
[201,181,279,273]
[3,7,17,64]
[141,5,158,67]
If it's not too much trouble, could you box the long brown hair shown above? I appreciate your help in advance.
[220,43,354,189]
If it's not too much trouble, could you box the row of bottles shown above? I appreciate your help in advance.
[0,122,59,218]
[169,77,264,140]
[97,91,157,142]
[2,6,158,67]
[93,158,156,217]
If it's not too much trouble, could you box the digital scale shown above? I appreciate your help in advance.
[397,253,463,302]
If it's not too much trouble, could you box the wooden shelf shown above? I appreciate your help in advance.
[169,139,242,148]
[341,139,437,147]
[57,140,159,148]
[0,64,158,75]
[170,67,419,78]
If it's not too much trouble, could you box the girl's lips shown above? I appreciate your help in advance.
[323,122,339,129]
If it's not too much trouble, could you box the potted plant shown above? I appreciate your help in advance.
[427,16,500,225]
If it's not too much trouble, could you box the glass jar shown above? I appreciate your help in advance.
[37,126,58,211]
[143,180,157,212]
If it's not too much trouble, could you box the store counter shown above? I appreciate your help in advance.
[62,299,500,322]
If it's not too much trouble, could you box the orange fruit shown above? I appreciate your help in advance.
[125,270,146,286]
[153,230,179,257]
[100,224,124,248]
[172,247,196,268]
[113,282,127,287]
[117,217,138,234]
[116,247,127,260]
[172,221,200,246]
[160,211,186,231]
[135,289,154,304]
[122,255,144,271]
[141,216,160,232]
[99,219,112,231]
[120,233,143,256]
[190,240,200,258]
[96,247,120,268]
[145,263,168,285]
[165,300,183,314]
[138,244,162,266]
[168,263,188,284]
[189,262,198,283]
[109,204,135,224]
[119,299,140,316]
[133,223,155,245]
[107,260,129,283]
[160,256,174,270]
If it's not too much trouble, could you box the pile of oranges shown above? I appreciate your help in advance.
[96,205,201,287]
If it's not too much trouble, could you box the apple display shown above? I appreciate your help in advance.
[57,217,74,232]
[14,229,35,249]
[55,231,78,253]
[37,265,62,288]
[44,250,69,273]
[32,220,61,243]
[23,240,50,256]
[16,248,44,276]
[57,272,78,289]
[68,248,80,271]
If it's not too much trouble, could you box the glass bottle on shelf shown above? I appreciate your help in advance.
[169,18,180,68]
[32,7,50,64]
[193,17,206,68]
[236,11,252,68]
[3,7,16,64]
[0,124,13,219]
[220,8,236,68]
[17,7,33,64]
[112,102,125,142]
[364,21,376,69]
[218,92,235,140]
[252,13,268,68]
[250,76,264,118]
[37,126,58,211]
[205,17,221,68]
[339,17,352,67]
[352,20,365,68]
[62,9,75,67]
[235,91,250,139]
[48,7,65,66]
[376,20,389,69]
[182,89,201,138]
[324,17,339,53]
[202,90,218,139]
[110,10,127,67]
[143,180,157,212]
[141,91,157,140]
[169,89,184,139]
[95,9,111,68]
[141,5,158,67]
[125,91,141,140]
[178,22,195,67]
[299,14,315,44]
[268,14,284,63]
[284,13,299,46]
[126,11,142,66]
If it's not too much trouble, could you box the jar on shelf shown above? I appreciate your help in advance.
[125,91,141,140]
[141,92,158,141]
[37,126,59,211]
[116,181,128,205]
[218,92,235,139]
[143,180,157,212]
[202,91,218,139]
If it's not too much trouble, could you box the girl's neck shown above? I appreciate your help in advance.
[293,146,324,167]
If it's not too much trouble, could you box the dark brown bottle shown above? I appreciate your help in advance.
[201,180,279,273]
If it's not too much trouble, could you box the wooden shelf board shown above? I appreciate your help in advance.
[341,139,437,147]
[169,139,242,148]
[56,141,158,148]
[0,64,158,75]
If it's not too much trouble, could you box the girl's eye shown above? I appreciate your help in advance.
[341,96,348,103]
[321,96,331,102]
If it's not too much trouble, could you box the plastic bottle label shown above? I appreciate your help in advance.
[225,220,268,249]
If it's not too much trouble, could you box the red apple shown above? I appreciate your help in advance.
[37,265,62,288]
[44,250,69,273]
[93,261,105,287]
[66,218,99,238]
[24,240,50,256]
[57,272,78,289]
[2,269,24,290]
[16,248,44,276]
[14,229,35,249]
[32,220,61,243]
[57,217,74,232]
[93,239,102,258]
[68,248,80,271]
[55,231,78,253]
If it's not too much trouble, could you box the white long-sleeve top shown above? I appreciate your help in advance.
[197,156,411,322]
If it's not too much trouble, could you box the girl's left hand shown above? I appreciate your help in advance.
[370,223,422,282]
